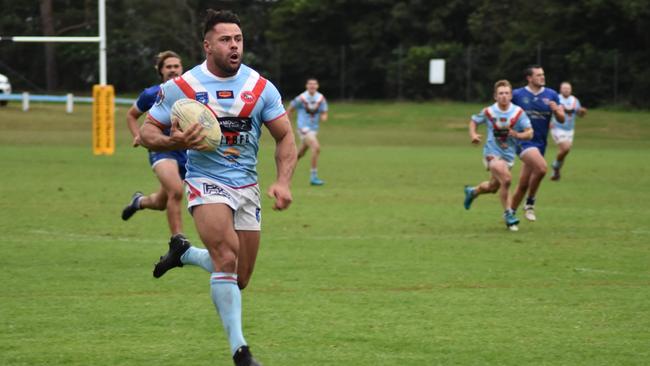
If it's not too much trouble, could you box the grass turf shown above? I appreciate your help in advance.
[1,101,649,365]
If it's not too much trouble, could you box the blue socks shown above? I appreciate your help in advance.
[211,273,247,355]
[180,246,214,273]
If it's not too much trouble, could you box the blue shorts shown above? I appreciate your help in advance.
[517,140,547,157]
[148,150,188,179]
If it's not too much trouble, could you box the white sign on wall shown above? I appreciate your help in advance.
[429,59,445,84]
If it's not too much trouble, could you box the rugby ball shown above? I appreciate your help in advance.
[171,98,221,150]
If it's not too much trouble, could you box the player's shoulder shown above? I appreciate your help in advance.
[543,87,559,98]
[512,87,527,95]
[142,84,160,96]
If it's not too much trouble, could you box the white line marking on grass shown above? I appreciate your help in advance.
[28,229,159,244]
[574,267,633,276]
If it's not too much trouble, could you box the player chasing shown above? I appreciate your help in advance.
[121,51,190,243]
[286,78,328,185]
[510,65,565,221]
[550,81,587,181]
[139,10,297,366]
[464,80,533,231]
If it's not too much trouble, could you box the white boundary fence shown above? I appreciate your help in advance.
[0,93,134,112]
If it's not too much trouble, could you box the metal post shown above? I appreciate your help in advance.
[98,0,107,85]
[22,92,29,111]
[340,45,346,99]
[397,44,403,100]
[466,46,472,102]
[613,50,619,104]
[66,93,74,113]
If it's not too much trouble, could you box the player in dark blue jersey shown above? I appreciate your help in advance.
[121,51,188,239]
[511,65,565,221]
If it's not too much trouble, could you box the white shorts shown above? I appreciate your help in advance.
[184,177,262,231]
[551,128,574,144]
[483,155,514,170]
[299,127,318,141]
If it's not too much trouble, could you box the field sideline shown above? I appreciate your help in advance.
[1,101,649,365]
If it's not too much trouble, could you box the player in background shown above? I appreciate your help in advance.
[549,81,587,181]
[510,65,565,221]
[139,10,297,366]
[286,78,328,185]
[121,51,189,242]
[464,80,533,231]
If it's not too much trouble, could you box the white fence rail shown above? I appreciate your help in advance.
[0,93,135,112]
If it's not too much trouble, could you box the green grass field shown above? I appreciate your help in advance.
[1,100,649,365]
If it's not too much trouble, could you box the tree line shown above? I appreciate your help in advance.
[1,0,648,107]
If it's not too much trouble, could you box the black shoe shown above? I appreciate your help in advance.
[121,191,144,221]
[153,234,190,278]
[233,346,262,366]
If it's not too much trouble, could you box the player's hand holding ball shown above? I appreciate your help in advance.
[170,98,222,151]
[170,118,211,150]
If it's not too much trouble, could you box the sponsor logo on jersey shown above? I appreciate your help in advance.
[218,116,252,132]
[240,91,256,104]
[217,90,234,99]
[195,92,209,105]
[154,88,165,105]
[202,183,233,200]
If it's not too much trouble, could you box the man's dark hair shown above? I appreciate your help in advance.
[524,64,542,78]
[306,77,319,83]
[203,9,241,37]
[154,50,181,78]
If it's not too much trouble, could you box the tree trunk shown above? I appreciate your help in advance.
[40,0,58,91]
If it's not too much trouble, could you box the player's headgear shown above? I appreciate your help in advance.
[203,9,241,38]
[155,50,181,78]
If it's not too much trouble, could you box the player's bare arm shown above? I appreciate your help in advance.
[265,114,297,210]
[509,126,533,140]
[139,116,206,151]
[126,106,144,147]
[320,111,329,122]
[578,107,587,117]
[549,101,565,123]
[469,120,481,144]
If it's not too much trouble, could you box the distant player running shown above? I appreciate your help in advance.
[286,78,328,185]
[510,65,565,221]
[550,81,587,181]
[121,51,190,242]
[464,80,533,231]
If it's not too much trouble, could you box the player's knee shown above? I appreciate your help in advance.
[502,176,512,188]
[167,186,184,202]
[216,251,237,272]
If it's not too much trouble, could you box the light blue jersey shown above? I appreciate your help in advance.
[148,62,286,188]
[472,103,531,163]
[552,95,581,131]
[290,91,327,132]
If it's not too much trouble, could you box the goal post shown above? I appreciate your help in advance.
[1,0,113,155]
